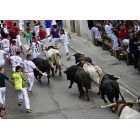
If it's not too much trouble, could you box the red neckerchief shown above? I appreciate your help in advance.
[33,40,38,44]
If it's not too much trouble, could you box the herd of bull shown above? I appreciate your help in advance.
[32,46,140,119]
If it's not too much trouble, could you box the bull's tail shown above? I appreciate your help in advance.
[119,92,124,101]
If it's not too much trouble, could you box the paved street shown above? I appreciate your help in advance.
[3,21,140,119]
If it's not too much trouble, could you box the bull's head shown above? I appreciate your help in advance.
[101,98,140,115]
[103,74,121,81]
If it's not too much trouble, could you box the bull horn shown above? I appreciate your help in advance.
[101,103,117,109]
[55,46,61,49]
[71,53,75,56]
[76,62,80,65]
[114,75,121,79]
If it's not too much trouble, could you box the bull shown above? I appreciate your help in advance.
[45,46,62,77]
[32,57,54,84]
[64,65,92,101]
[98,74,124,103]
[101,98,140,119]
[71,53,93,64]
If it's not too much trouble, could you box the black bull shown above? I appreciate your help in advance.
[98,74,124,103]
[64,65,92,101]
[32,58,54,84]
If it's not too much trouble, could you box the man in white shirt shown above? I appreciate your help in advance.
[19,20,24,32]
[1,34,10,60]
[23,54,46,93]
[56,29,71,60]
[10,40,19,56]
[104,21,119,50]
[0,50,7,67]
[10,51,22,72]
[27,37,43,59]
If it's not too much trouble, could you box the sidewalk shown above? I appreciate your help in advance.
[64,28,140,98]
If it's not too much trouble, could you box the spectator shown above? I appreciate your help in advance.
[56,20,63,30]
[104,20,119,56]
[10,66,32,113]
[118,23,129,48]
[0,104,5,119]
[129,34,140,72]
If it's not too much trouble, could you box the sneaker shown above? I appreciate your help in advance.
[67,56,71,61]
[132,68,139,73]
[18,100,22,106]
[26,109,32,113]
[28,90,32,94]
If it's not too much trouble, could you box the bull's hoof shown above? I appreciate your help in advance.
[68,86,72,89]
[97,92,100,95]
[52,73,55,77]
[87,98,90,101]
[111,108,115,113]
[79,95,81,99]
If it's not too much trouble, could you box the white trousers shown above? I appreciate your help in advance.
[0,87,6,105]
[16,35,22,46]
[34,25,40,36]
[0,59,5,67]
[26,72,35,91]
[19,23,24,32]
[17,88,30,109]
[3,48,9,59]
[41,38,47,48]
[91,27,102,40]
[122,39,129,45]
[107,33,119,49]
[64,43,69,54]
[52,38,59,46]
[46,28,51,41]
[32,53,40,59]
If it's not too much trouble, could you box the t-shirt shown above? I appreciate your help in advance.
[12,26,20,35]
[10,45,18,56]
[31,41,43,54]
[6,20,13,28]
[39,29,46,40]
[9,29,17,39]
[60,32,69,44]
[44,20,51,28]
[24,31,32,41]
[23,60,36,73]
[118,28,129,40]
[0,50,6,60]
[11,72,25,90]
[50,28,59,38]
[0,73,9,87]
[1,38,10,49]
[10,55,22,67]
[105,24,113,34]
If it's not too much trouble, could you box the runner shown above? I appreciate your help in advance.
[19,20,24,32]
[44,20,52,41]
[22,54,47,94]
[1,34,10,62]
[56,29,71,60]
[0,49,7,67]
[10,40,19,56]
[10,66,32,113]
[27,37,44,59]
[10,51,22,72]
[33,20,40,40]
